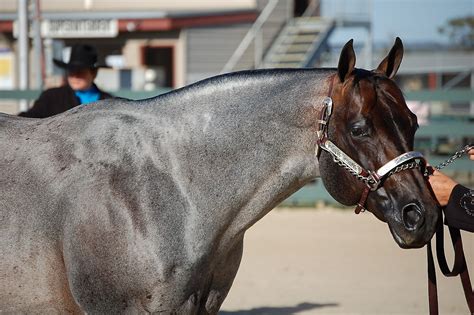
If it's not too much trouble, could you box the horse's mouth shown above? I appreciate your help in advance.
[390,229,426,249]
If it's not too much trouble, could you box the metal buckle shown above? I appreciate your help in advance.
[323,97,333,118]
[316,97,334,156]
[367,171,381,191]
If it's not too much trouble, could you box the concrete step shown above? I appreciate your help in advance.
[268,53,306,62]
[274,43,313,53]
[264,62,302,68]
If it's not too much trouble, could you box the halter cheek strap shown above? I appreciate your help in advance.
[355,187,371,214]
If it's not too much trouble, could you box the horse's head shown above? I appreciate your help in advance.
[318,38,439,248]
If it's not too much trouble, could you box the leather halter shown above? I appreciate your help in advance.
[316,76,427,213]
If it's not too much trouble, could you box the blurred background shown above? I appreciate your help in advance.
[0,0,472,205]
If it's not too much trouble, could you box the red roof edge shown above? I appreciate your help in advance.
[119,11,258,32]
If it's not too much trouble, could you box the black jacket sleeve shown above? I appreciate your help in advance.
[18,89,56,118]
[18,86,79,118]
[444,184,474,233]
[18,85,113,118]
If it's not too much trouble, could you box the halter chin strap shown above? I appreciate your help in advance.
[316,88,427,214]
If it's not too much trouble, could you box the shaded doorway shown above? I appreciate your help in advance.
[142,46,174,88]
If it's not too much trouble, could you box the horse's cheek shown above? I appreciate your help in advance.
[319,152,359,206]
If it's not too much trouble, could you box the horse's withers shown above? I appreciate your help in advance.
[318,38,439,248]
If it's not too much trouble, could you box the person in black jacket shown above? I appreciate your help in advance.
[19,44,112,118]
[428,148,474,232]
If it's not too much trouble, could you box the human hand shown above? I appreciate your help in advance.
[427,169,459,207]
[469,148,474,161]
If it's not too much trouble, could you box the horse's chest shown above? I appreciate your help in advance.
[126,237,241,312]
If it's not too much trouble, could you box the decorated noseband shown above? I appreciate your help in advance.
[315,97,428,214]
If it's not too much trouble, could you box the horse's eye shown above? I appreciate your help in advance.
[351,125,369,137]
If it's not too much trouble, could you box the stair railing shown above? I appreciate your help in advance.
[220,0,279,74]
[301,0,321,17]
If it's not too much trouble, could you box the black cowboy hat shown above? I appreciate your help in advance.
[53,44,107,70]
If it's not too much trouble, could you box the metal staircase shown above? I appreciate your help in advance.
[260,17,335,68]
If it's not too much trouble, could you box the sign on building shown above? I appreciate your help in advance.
[14,19,118,38]
[42,19,118,38]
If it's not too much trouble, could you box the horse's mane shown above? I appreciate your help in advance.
[141,68,336,105]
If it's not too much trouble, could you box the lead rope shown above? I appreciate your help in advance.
[427,218,474,315]
[427,144,474,315]
[428,144,474,174]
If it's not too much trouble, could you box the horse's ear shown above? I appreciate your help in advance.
[337,39,356,83]
[376,37,404,79]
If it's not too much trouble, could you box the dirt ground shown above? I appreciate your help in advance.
[220,208,474,315]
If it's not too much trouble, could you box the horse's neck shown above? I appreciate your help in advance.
[149,69,333,246]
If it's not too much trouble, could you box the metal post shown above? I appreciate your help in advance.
[43,38,53,77]
[254,29,263,68]
[365,0,373,69]
[471,71,474,116]
[32,0,44,90]
[18,0,30,112]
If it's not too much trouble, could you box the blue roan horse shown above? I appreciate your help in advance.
[0,38,439,313]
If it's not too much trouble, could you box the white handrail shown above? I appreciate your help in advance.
[220,0,279,74]
[302,0,320,17]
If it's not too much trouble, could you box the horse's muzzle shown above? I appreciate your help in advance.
[384,197,438,249]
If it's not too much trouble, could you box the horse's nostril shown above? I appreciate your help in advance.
[402,203,425,230]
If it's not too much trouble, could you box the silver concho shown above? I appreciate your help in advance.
[460,189,474,216]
